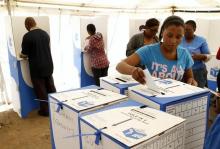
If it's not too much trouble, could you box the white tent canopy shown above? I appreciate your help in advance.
[6,0,220,15]
[13,0,220,10]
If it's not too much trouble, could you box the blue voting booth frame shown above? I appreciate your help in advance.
[80,52,95,87]
[8,41,39,118]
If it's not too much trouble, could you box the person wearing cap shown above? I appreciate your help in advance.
[126,18,160,69]
[180,20,210,88]
[20,17,56,116]
[117,15,197,86]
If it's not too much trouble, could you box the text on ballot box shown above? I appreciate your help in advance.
[100,75,139,95]
[80,100,186,149]
[128,78,210,149]
[48,85,127,149]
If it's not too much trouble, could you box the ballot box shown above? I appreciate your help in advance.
[128,78,210,149]
[80,100,186,149]
[49,85,127,149]
[100,74,139,95]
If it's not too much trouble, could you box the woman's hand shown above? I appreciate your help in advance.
[186,78,198,86]
[131,67,146,84]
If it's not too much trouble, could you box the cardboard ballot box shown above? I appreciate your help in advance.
[49,85,127,149]
[80,100,186,149]
[100,75,139,95]
[128,78,210,149]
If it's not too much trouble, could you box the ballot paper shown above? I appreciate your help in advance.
[144,69,168,95]
[144,69,159,90]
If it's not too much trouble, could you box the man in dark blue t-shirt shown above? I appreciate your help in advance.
[20,17,56,116]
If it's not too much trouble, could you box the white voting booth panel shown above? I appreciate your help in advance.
[100,75,139,95]
[80,100,186,149]
[49,85,127,149]
[128,78,210,149]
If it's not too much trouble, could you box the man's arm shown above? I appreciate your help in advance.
[20,35,29,59]
[21,35,29,57]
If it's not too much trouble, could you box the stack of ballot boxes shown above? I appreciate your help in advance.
[128,78,210,149]
[100,74,139,95]
[80,100,186,149]
[48,85,127,149]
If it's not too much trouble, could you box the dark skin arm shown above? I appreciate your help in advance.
[192,54,207,61]
[117,53,198,86]
[182,68,198,86]
[116,53,146,84]
[19,53,28,59]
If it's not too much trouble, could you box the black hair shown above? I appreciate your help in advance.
[139,18,159,31]
[159,15,184,41]
[145,18,160,28]
[87,24,96,35]
[139,25,145,31]
[185,20,197,31]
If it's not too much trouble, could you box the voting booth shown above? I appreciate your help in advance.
[100,74,139,95]
[206,54,220,91]
[80,17,108,87]
[49,85,127,149]
[128,78,210,149]
[5,16,50,118]
[80,100,186,149]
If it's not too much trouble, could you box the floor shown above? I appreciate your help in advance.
[0,96,219,149]
[0,110,51,149]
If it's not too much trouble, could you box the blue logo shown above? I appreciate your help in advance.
[77,101,94,107]
[158,79,172,84]
[123,128,146,139]
[210,68,219,77]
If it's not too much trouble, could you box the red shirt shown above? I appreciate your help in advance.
[85,32,109,68]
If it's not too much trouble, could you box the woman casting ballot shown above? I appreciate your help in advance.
[116,15,197,86]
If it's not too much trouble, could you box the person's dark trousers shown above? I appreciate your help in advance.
[217,70,220,92]
[91,66,109,86]
[31,75,56,116]
[216,70,220,113]
[193,67,208,88]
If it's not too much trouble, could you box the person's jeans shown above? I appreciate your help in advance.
[193,67,208,88]
[91,66,109,86]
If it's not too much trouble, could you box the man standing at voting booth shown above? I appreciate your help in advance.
[20,17,56,116]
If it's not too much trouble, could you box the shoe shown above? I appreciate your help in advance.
[38,110,49,117]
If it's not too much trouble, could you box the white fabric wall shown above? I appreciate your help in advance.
[0,8,11,105]
[107,14,129,75]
